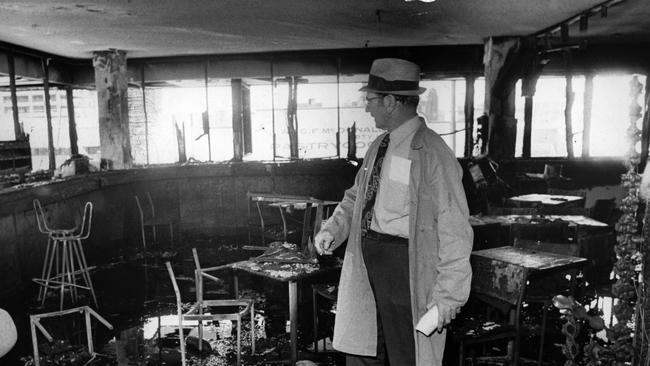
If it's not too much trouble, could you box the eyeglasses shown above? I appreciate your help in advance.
[365,96,384,104]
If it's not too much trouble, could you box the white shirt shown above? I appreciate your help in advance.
[370,116,422,238]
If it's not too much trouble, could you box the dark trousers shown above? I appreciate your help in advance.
[346,234,415,366]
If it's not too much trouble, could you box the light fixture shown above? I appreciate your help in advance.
[404,0,436,2]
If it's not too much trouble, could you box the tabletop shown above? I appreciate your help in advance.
[472,246,587,272]
[469,214,608,227]
[231,258,342,282]
[507,193,585,206]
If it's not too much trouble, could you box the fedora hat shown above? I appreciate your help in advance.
[359,58,426,96]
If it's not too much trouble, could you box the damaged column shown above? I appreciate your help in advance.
[483,37,522,160]
[92,49,132,169]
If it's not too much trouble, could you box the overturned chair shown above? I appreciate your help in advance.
[165,248,255,366]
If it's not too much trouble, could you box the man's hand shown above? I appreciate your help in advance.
[314,230,335,255]
[436,304,461,331]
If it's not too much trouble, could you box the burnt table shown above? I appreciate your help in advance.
[231,259,341,364]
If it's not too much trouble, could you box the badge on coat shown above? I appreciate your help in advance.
[389,156,411,185]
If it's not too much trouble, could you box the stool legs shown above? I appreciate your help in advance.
[35,237,98,310]
[37,238,53,301]
[237,317,241,366]
[39,239,59,306]
[538,304,548,366]
[251,302,255,354]
[59,241,69,310]
[72,239,98,308]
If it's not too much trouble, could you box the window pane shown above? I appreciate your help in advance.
[73,89,100,165]
[515,79,525,157]
[526,76,568,157]
[0,95,15,139]
[246,79,274,161]
[418,79,466,157]
[339,74,382,159]
[0,88,69,171]
[49,89,70,169]
[571,76,585,156]
[473,77,486,156]
[273,75,339,159]
[590,73,646,157]
[207,82,234,161]
[129,79,233,165]
[128,86,149,164]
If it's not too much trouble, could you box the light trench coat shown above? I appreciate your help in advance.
[322,117,473,366]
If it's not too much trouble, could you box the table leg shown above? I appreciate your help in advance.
[279,207,288,242]
[289,281,298,364]
[234,274,239,298]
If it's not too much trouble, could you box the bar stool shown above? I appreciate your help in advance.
[32,199,97,310]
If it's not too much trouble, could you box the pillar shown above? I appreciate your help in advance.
[92,49,132,169]
[483,37,521,160]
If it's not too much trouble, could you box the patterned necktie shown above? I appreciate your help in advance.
[361,133,390,235]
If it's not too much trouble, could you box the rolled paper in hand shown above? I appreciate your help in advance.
[415,305,439,336]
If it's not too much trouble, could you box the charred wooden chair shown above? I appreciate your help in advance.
[165,249,255,366]
[456,254,530,366]
[135,192,175,250]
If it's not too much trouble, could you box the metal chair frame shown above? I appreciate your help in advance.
[165,251,255,366]
[135,192,174,250]
[29,306,113,366]
[33,199,97,310]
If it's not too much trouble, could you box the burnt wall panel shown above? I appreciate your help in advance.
[0,215,20,297]
[0,157,628,295]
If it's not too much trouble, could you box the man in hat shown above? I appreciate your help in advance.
[315,58,473,365]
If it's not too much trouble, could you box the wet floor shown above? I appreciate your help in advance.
[1,233,612,366]
[1,234,343,366]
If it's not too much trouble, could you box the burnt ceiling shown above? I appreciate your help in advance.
[0,0,648,60]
